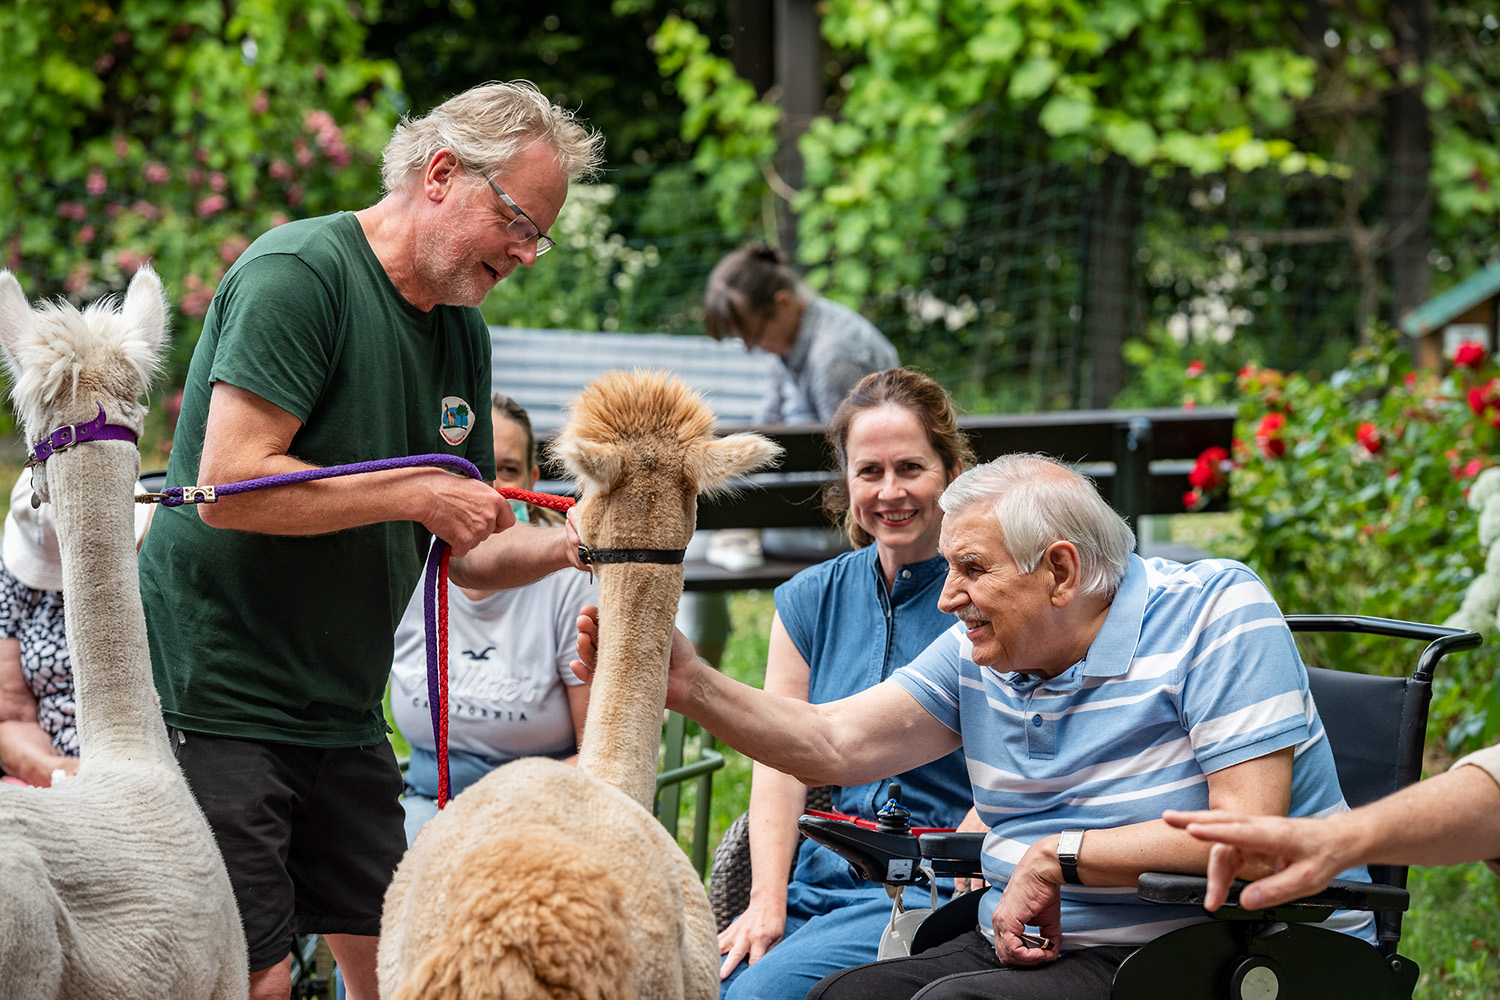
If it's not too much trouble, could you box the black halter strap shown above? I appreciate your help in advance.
[576,543,687,566]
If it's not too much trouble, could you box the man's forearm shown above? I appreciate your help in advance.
[1041,819,1259,887]
[448,523,575,589]
[674,669,956,788]
[1327,764,1500,869]
[196,461,442,536]
[674,663,840,783]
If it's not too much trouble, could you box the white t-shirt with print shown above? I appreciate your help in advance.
[389,569,597,760]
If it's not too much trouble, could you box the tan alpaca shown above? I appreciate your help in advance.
[0,267,248,1000]
[379,370,781,1000]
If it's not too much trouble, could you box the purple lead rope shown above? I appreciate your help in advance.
[145,453,486,809]
[148,453,484,506]
[143,453,581,810]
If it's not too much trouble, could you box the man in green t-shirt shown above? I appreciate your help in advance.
[140,81,604,1000]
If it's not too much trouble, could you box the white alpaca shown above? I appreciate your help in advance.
[378,371,781,1000]
[0,268,248,1000]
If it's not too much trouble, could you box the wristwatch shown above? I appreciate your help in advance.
[1057,828,1086,885]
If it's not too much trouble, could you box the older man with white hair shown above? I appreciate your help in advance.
[577,452,1372,1000]
[143,81,603,1000]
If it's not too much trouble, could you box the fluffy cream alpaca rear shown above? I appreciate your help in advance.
[379,371,780,999]
[0,268,247,1000]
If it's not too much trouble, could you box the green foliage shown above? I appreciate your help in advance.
[0,0,401,418]
[364,0,721,172]
[651,13,779,235]
[1117,325,1250,411]
[1412,8,1500,241]
[482,183,664,332]
[653,0,1354,304]
[650,0,1500,408]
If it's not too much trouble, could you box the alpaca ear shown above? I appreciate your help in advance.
[0,270,32,374]
[120,264,170,360]
[551,436,629,494]
[685,432,782,496]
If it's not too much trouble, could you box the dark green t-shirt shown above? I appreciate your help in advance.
[141,212,496,746]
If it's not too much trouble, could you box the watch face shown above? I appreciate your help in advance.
[1058,829,1085,884]
[1058,829,1085,857]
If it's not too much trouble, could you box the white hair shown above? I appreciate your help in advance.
[939,453,1134,598]
[380,80,604,193]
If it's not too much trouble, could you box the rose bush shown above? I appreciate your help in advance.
[0,0,402,447]
[1181,334,1500,751]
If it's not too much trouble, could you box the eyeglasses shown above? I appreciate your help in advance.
[482,174,555,256]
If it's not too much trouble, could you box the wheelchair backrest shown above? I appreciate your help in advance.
[1305,667,1424,812]
[1287,614,1481,954]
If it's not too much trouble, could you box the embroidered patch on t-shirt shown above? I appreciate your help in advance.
[439,396,475,445]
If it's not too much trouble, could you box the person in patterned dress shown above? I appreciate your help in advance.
[0,472,151,785]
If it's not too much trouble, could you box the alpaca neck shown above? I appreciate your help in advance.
[577,562,683,810]
[46,440,171,764]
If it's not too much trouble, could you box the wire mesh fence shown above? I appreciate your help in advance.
[482,122,1496,415]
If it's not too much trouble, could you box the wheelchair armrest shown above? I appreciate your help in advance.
[797,814,927,884]
[918,831,986,879]
[1136,871,1410,923]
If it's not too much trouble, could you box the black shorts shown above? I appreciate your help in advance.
[171,728,407,972]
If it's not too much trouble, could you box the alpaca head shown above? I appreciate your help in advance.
[550,369,782,552]
[0,266,169,499]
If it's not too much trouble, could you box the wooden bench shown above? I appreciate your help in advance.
[492,327,1237,592]
[680,407,1236,589]
[491,326,773,432]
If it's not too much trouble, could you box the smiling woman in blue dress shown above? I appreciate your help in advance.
[717,368,980,1000]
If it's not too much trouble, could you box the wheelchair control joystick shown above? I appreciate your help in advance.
[797,780,927,887]
[876,781,912,835]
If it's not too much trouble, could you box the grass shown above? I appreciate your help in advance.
[1404,863,1500,998]
[670,591,1499,1000]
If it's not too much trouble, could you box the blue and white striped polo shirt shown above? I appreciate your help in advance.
[893,554,1374,949]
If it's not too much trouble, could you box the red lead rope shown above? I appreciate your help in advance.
[425,486,578,809]
[497,487,577,514]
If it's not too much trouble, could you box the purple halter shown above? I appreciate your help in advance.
[27,403,138,466]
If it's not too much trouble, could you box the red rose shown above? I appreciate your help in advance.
[1185,360,1205,378]
[1254,412,1287,459]
[1187,446,1231,491]
[1468,379,1500,427]
[1454,341,1488,369]
[1355,422,1381,455]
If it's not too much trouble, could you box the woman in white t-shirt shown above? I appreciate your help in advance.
[389,394,597,843]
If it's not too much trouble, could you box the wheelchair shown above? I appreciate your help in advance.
[797,615,1481,1000]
